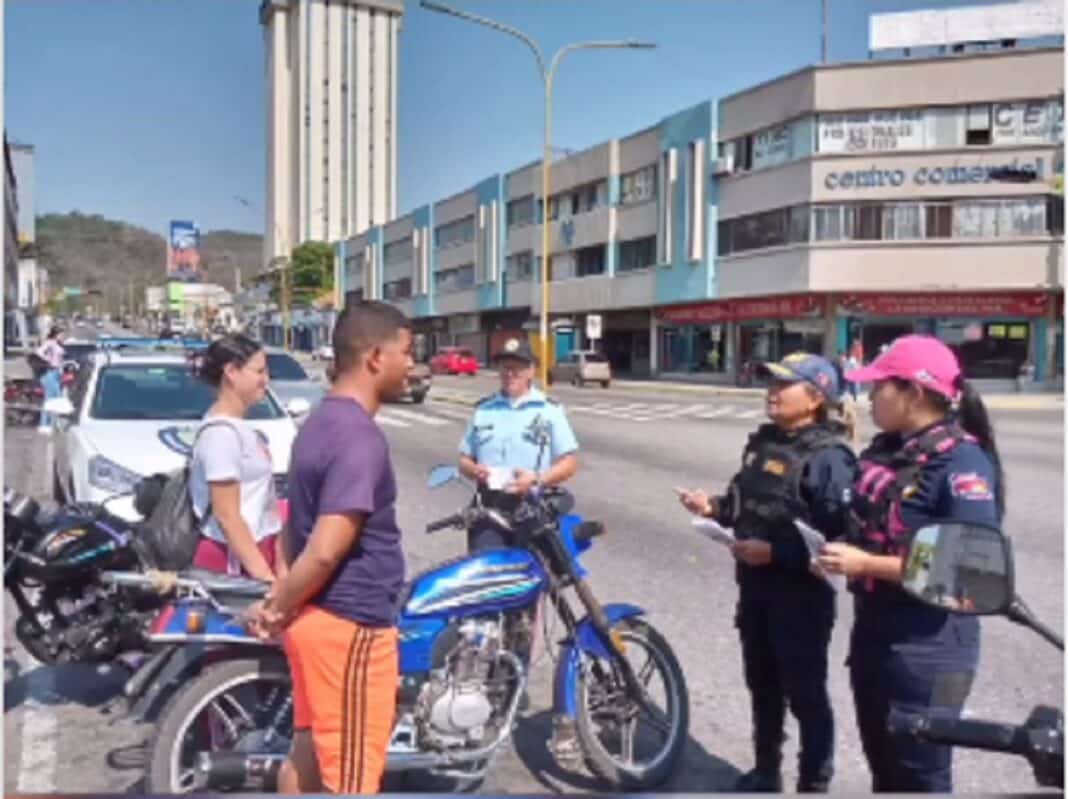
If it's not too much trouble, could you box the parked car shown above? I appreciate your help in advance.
[313,344,334,362]
[396,362,432,404]
[265,350,327,416]
[548,350,612,388]
[430,346,478,376]
[46,350,303,522]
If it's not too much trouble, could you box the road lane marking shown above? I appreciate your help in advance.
[695,406,735,418]
[376,414,409,428]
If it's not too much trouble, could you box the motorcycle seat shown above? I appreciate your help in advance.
[180,568,270,600]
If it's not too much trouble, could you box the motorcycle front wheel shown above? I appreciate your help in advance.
[575,618,689,789]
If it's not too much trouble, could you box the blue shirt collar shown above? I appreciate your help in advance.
[492,387,546,409]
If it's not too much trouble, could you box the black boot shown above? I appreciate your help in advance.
[734,768,783,793]
[797,777,831,793]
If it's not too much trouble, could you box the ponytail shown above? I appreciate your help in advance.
[954,376,1006,520]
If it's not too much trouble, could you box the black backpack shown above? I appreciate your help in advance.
[26,352,49,378]
[135,419,240,570]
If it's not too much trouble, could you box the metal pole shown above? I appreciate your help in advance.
[539,72,553,387]
[821,0,828,63]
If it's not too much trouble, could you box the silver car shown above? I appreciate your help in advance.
[549,350,612,388]
[266,351,326,417]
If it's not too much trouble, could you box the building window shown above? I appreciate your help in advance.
[383,237,412,264]
[621,164,657,205]
[383,277,412,300]
[576,244,606,278]
[435,215,475,249]
[434,264,475,293]
[725,196,1055,254]
[965,104,993,146]
[506,250,535,282]
[619,236,656,272]
[507,195,535,228]
[547,180,607,221]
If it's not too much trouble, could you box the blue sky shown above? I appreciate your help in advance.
[6,0,1016,238]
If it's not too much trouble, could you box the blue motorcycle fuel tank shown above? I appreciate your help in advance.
[396,549,549,673]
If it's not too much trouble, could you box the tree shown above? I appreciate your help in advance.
[289,241,335,308]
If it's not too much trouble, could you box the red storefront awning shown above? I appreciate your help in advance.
[657,294,822,325]
[838,292,1050,318]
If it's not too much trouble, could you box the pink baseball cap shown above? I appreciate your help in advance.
[846,335,962,400]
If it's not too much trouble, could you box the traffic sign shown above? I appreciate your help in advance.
[586,314,603,340]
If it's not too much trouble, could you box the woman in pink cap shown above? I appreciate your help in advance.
[817,334,1004,793]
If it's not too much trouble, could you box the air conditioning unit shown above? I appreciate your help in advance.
[712,154,735,176]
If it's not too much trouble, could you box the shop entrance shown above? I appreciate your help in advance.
[942,320,1031,379]
[861,324,913,360]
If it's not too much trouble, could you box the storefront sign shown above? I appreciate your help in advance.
[993,100,1064,146]
[753,124,792,170]
[819,110,925,154]
[658,294,821,325]
[838,292,1049,318]
[824,157,1046,190]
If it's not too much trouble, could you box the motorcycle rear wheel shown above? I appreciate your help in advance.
[146,655,292,794]
[574,618,689,789]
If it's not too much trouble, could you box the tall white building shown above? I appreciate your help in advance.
[260,0,402,267]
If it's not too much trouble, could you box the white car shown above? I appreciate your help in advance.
[46,350,308,522]
[313,344,334,362]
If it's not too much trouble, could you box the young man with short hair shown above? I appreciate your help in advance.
[253,300,413,795]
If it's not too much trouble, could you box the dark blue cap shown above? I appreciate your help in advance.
[758,352,840,401]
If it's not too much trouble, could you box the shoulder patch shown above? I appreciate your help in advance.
[949,472,993,501]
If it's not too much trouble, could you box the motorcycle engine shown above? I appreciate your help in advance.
[15,582,140,663]
[416,618,510,748]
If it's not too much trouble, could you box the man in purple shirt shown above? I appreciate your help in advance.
[253,300,412,795]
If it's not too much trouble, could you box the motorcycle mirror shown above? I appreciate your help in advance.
[427,464,459,489]
[901,523,1013,616]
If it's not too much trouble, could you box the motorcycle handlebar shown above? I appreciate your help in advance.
[425,513,464,534]
[888,708,1025,755]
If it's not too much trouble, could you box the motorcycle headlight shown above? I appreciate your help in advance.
[88,455,142,495]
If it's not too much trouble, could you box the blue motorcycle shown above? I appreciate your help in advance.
[116,465,689,792]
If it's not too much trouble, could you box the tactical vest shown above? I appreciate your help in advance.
[730,424,844,541]
[850,421,973,593]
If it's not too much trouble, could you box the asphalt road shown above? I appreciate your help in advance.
[3,377,1063,794]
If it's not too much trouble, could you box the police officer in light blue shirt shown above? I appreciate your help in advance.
[458,337,579,551]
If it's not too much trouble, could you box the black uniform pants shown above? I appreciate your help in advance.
[736,594,835,784]
[849,603,979,792]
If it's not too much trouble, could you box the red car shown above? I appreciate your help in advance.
[430,346,479,376]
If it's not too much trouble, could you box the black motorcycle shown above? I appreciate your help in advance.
[4,488,160,665]
[890,522,1063,789]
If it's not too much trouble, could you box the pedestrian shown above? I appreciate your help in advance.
[35,326,65,434]
[189,334,283,581]
[818,334,1004,792]
[253,300,413,795]
[677,352,857,793]
[845,351,860,400]
[458,337,579,552]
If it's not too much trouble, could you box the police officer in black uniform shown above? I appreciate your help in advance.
[678,353,856,793]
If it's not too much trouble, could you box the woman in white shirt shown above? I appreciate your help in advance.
[36,327,65,434]
[190,334,284,581]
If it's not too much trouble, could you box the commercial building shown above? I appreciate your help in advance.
[4,135,19,347]
[260,0,403,269]
[338,40,1064,385]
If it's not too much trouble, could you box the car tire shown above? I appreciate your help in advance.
[411,391,427,405]
[571,375,583,388]
[602,380,611,389]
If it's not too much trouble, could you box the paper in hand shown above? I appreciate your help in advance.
[692,517,736,548]
[486,466,513,491]
[793,519,843,590]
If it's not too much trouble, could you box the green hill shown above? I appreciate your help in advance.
[35,212,264,311]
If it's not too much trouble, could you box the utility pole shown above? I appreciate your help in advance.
[821,0,829,63]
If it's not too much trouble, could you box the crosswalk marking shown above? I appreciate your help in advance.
[737,408,764,419]
[385,406,449,426]
[696,405,735,419]
[376,414,409,427]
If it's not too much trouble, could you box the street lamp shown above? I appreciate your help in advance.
[420,0,655,387]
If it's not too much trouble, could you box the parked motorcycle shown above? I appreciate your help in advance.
[889,522,1063,789]
[118,465,690,793]
[4,487,160,665]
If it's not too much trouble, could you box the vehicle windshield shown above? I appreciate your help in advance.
[89,365,284,421]
[457,349,474,358]
[584,353,608,363]
[266,353,309,381]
